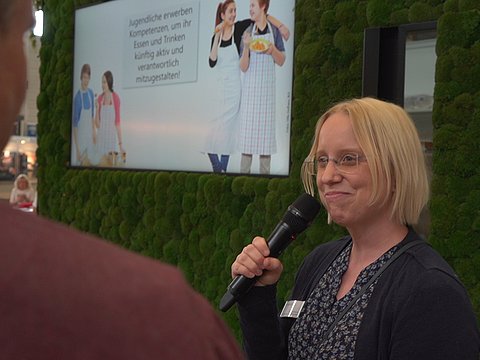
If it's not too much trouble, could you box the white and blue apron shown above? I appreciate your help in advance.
[237,22,277,155]
[203,25,241,155]
[77,90,93,162]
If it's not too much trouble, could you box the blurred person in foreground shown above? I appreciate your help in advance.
[231,97,479,359]
[0,1,244,359]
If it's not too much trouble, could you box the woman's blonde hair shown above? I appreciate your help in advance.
[301,97,429,225]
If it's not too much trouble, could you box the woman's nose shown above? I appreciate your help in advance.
[319,160,341,184]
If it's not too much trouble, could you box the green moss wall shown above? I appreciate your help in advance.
[37,0,479,337]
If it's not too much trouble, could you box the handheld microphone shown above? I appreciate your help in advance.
[219,193,321,312]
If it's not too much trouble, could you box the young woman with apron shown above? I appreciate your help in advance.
[97,96,116,166]
[95,71,124,167]
[204,22,241,173]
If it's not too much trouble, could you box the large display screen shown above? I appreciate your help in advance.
[71,0,295,175]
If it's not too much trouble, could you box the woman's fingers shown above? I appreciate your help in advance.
[231,237,267,277]
[256,258,283,286]
[230,237,284,286]
[232,246,263,277]
[251,236,270,256]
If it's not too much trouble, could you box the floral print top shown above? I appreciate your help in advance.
[288,242,400,359]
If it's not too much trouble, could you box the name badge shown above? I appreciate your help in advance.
[280,300,305,319]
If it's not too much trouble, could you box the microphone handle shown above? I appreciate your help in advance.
[219,222,295,312]
[265,222,296,258]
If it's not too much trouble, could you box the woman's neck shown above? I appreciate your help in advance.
[222,23,233,40]
[348,221,408,267]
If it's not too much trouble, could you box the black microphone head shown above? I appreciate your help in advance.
[282,193,321,234]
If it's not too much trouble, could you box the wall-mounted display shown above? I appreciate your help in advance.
[71,0,296,176]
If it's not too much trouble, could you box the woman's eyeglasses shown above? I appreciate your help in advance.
[304,153,367,175]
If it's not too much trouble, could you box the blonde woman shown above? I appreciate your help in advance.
[231,98,480,358]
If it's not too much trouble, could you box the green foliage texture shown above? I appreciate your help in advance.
[37,0,479,342]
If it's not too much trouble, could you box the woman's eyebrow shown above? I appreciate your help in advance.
[315,148,363,156]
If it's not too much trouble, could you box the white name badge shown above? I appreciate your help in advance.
[280,300,305,319]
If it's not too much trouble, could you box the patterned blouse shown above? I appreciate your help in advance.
[288,242,400,359]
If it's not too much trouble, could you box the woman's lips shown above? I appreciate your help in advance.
[324,191,349,201]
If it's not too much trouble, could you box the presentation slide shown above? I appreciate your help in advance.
[71,0,295,176]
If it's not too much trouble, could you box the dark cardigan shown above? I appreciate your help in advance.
[238,228,480,359]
